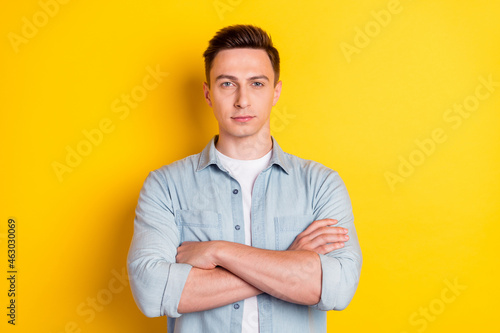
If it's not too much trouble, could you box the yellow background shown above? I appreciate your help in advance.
[1,0,499,332]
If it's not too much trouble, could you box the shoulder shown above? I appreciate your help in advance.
[282,151,351,212]
[283,151,341,184]
[146,152,202,185]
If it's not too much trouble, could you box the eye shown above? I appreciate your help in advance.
[252,82,264,87]
[221,81,234,87]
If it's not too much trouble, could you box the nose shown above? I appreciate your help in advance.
[234,86,250,109]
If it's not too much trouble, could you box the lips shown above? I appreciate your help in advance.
[232,115,255,122]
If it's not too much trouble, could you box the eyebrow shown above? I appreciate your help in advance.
[215,74,270,82]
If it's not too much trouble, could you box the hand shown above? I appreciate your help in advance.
[176,241,219,269]
[288,219,349,255]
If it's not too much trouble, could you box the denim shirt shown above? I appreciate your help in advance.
[127,135,362,333]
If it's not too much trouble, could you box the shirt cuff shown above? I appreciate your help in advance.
[161,263,192,318]
[310,253,341,311]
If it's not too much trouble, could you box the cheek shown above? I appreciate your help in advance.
[252,89,274,102]
[213,91,235,106]
[211,101,232,121]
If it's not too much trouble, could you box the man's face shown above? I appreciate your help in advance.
[203,48,282,142]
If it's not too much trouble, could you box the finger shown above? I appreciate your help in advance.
[301,219,338,236]
[306,226,348,241]
[315,242,345,255]
[313,233,349,245]
[308,233,349,249]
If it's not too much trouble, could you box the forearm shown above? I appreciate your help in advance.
[178,266,262,313]
[213,242,322,305]
[176,219,349,307]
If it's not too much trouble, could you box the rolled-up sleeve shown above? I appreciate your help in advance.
[310,170,362,311]
[127,170,192,318]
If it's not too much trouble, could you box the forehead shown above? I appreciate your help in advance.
[211,48,274,77]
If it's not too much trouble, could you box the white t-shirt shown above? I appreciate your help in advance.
[215,147,273,333]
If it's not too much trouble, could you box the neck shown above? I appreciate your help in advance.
[215,131,272,160]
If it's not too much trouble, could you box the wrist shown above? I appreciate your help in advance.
[210,240,226,267]
[212,240,239,268]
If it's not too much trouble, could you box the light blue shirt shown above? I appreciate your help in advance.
[127,135,362,333]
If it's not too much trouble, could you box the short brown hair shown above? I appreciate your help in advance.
[203,24,280,87]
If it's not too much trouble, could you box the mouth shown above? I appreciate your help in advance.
[231,115,255,123]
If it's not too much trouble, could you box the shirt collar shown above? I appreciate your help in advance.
[196,134,291,175]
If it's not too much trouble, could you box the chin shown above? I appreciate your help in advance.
[221,125,267,140]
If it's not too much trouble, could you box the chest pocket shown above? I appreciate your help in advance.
[176,210,222,243]
[274,214,316,251]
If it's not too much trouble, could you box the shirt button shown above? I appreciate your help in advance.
[234,304,240,310]
[235,225,240,230]
[233,189,238,194]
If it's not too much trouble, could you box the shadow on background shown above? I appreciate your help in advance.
[116,60,214,331]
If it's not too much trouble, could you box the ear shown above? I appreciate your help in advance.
[203,82,213,107]
[272,80,282,106]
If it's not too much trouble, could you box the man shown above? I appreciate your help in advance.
[127,24,362,333]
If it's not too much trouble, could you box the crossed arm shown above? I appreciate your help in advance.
[176,218,349,313]
[128,170,362,318]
